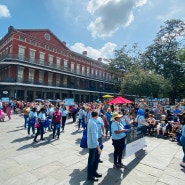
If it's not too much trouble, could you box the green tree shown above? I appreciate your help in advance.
[120,69,171,97]
[142,19,185,101]
[107,44,142,93]
[176,47,185,97]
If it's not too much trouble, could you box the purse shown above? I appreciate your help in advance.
[34,122,40,128]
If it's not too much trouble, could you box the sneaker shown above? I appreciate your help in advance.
[180,162,185,168]
[117,163,126,168]
[28,134,31,137]
[33,139,38,143]
[32,134,35,137]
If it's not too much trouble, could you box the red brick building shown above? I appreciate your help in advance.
[0,26,118,102]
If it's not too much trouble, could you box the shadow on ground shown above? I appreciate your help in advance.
[68,167,92,185]
[68,149,146,185]
[15,134,59,150]
[104,149,147,184]
[7,128,25,133]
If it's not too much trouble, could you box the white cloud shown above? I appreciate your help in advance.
[87,0,148,38]
[70,42,117,61]
[0,5,10,18]
[49,0,88,24]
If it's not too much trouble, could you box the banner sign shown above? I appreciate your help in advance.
[135,98,169,106]
[1,97,10,102]
[124,126,146,158]
[64,98,74,106]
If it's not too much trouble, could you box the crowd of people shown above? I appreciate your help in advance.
[0,99,185,181]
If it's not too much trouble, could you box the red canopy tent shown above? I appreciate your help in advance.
[108,96,132,104]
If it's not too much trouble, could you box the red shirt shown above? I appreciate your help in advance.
[53,111,62,123]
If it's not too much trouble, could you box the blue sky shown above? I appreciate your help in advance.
[0,0,185,61]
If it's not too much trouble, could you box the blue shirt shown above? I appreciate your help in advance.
[38,112,46,121]
[59,107,63,113]
[85,111,92,123]
[78,109,84,119]
[62,110,68,116]
[137,115,145,127]
[47,107,54,114]
[47,108,54,119]
[87,118,99,148]
[111,121,126,140]
[105,112,112,123]
[173,109,182,115]
[120,118,127,126]
[95,117,104,139]
[29,111,37,119]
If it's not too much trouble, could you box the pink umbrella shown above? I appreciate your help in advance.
[108,96,132,104]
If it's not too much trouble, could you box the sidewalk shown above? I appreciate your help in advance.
[0,114,184,185]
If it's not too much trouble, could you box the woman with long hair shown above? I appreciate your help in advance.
[23,103,30,128]
[28,107,37,137]
[33,107,46,142]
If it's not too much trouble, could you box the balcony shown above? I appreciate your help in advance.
[0,54,113,83]
[0,77,115,93]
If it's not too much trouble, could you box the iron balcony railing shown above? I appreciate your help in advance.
[0,77,114,93]
[0,54,113,83]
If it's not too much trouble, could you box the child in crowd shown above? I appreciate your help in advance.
[156,114,167,137]
[146,114,156,136]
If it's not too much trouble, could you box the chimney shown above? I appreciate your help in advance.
[63,41,66,46]
[98,58,102,62]
[82,51,87,56]
[8,26,14,32]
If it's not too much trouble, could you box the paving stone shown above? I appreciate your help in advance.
[164,167,185,181]
[3,172,38,185]
[122,169,158,185]
[134,163,163,177]
[158,173,185,185]
[31,161,63,179]
[29,176,58,185]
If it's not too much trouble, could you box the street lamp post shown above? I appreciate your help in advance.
[99,83,102,102]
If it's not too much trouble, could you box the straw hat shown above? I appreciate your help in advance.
[112,112,123,120]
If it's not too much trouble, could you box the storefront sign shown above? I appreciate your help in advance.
[3,91,8,94]
[1,97,10,102]
[64,98,74,106]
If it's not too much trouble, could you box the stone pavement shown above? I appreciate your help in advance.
[0,114,185,185]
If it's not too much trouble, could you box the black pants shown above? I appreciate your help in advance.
[78,119,82,129]
[112,137,125,164]
[62,116,67,130]
[72,113,76,123]
[87,148,100,178]
[34,122,44,140]
[146,124,154,135]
